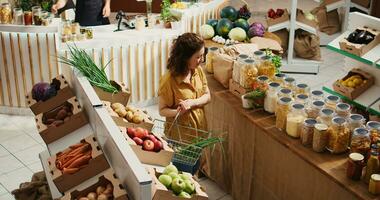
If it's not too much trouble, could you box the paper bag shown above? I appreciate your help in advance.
[212,53,234,88]
[312,6,341,35]
[294,30,321,60]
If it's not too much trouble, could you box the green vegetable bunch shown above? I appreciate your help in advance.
[160,0,172,22]
[265,48,282,74]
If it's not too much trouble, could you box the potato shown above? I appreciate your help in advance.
[132,114,144,124]
[87,192,97,200]
[114,108,127,117]
[96,186,106,195]
[79,198,89,200]
[125,111,134,121]
[125,106,136,113]
[56,109,68,120]
[103,183,113,195]
[111,103,124,110]
[97,194,108,200]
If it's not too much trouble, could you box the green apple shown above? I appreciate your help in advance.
[178,191,192,198]
[179,174,190,181]
[158,174,172,188]
[169,171,180,180]
[163,164,178,175]
[183,180,195,194]
[171,178,185,194]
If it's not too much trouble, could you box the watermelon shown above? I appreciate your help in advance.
[206,19,218,30]
[216,18,233,38]
[220,6,238,21]
[234,18,250,32]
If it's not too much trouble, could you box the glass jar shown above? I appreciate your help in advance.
[325,95,340,110]
[312,123,329,152]
[0,3,12,24]
[258,55,276,78]
[327,117,350,154]
[348,114,365,132]
[135,15,146,30]
[206,47,219,74]
[367,121,380,144]
[286,103,307,138]
[295,83,310,95]
[310,90,324,101]
[23,11,32,25]
[306,100,325,119]
[350,128,370,157]
[295,94,309,106]
[335,103,351,119]
[276,97,292,131]
[85,28,94,39]
[240,59,258,88]
[232,54,248,82]
[316,108,335,126]
[264,82,280,114]
[61,34,70,43]
[301,118,317,146]
[346,153,364,181]
[62,20,72,36]
[284,77,296,90]
[364,151,380,183]
[257,75,269,86]
[32,6,42,25]
[369,174,380,195]
[77,33,86,41]
[13,8,23,25]
[253,50,264,60]
[71,22,80,35]
[273,73,286,86]
[278,88,293,98]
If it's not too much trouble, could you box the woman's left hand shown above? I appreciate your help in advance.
[179,99,196,112]
[102,5,111,17]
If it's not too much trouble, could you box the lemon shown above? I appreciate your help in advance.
[353,78,362,85]
[347,81,355,88]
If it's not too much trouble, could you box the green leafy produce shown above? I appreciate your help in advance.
[228,27,247,41]
[58,45,118,93]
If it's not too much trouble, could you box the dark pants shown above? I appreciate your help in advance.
[75,0,110,26]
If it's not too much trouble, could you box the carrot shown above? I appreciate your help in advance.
[69,142,85,149]
[63,167,79,174]
[68,155,91,168]
[62,153,85,168]
[67,143,91,157]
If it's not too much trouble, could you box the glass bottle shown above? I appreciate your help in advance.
[23,11,32,25]
[278,88,293,98]
[13,8,23,25]
[206,47,219,74]
[258,55,276,78]
[327,117,350,154]
[300,118,317,146]
[276,97,292,131]
[325,95,340,110]
[350,128,371,157]
[310,90,324,101]
[346,152,365,181]
[335,103,351,119]
[312,123,329,152]
[367,121,380,144]
[0,3,12,24]
[32,6,42,25]
[306,100,325,119]
[61,20,72,36]
[364,151,380,183]
[369,174,380,195]
[264,82,280,114]
[286,103,307,138]
[273,73,286,86]
[295,83,310,96]
[135,15,146,30]
[240,59,257,88]
[284,77,296,90]
[295,94,309,106]
[316,108,335,126]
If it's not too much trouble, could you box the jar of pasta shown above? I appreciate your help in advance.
[350,128,371,157]
[306,100,325,119]
[348,114,365,132]
[276,97,292,131]
[295,83,310,95]
[253,50,264,60]
[239,59,258,88]
[61,20,72,36]
[325,95,340,110]
[278,88,293,98]
[258,55,276,78]
[273,73,286,86]
[327,117,350,154]
[286,103,307,138]
[316,108,335,126]
[310,90,324,101]
[71,22,80,35]
[264,82,280,114]
[295,94,309,106]
[367,121,380,144]
[301,118,317,146]
[312,123,329,152]
[206,47,219,74]
[257,75,269,86]
[284,77,296,91]
[336,103,351,119]
[0,3,12,24]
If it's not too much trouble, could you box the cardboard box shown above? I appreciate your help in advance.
[339,27,380,57]
[61,168,128,200]
[229,79,250,98]
[322,0,341,5]
[35,96,88,144]
[296,9,318,30]
[333,68,374,100]
[266,9,290,27]
[26,75,75,115]
[147,167,208,200]
[47,135,110,193]
[352,0,371,8]
[119,127,174,166]
[93,81,131,105]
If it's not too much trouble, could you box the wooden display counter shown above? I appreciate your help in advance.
[204,72,377,200]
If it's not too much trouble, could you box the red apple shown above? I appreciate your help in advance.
[154,140,163,152]
[133,137,143,145]
[143,139,155,151]
[146,134,158,143]
[127,127,136,138]
[135,127,148,139]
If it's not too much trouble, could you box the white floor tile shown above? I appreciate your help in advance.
[0,146,9,158]
[0,155,24,174]
[0,125,25,142]
[28,161,43,173]
[9,115,37,131]
[0,134,39,154]
[0,192,14,200]
[14,144,45,165]
[0,183,8,195]
[26,130,45,144]
[0,167,33,192]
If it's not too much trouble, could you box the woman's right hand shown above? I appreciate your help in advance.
[51,1,66,14]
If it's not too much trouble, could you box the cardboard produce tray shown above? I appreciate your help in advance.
[147,167,208,200]
[339,27,380,57]
[47,135,110,193]
[266,9,289,27]
[119,127,174,166]
[61,168,128,200]
[93,80,131,105]
[229,79,251,98]
[296,9,318,30]
[35,96,88,144]
[333,68,374,100]
[26,75,75,115]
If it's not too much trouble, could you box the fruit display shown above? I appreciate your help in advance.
[42,101,73,128]
[107,102,152,124]
[333,68,374,100]
[347,29,375,45]
[267,8,285,19]
[76,183,114,200]
[338,74,367,89]
[339,27,379,56]
[171,2,187,9]
[127,127,164,152]
[248,22,265,38]
[55,141,92,175]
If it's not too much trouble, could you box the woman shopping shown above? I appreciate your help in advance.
[51,0,111,26]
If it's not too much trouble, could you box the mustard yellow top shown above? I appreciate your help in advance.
[158,67,208,141]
